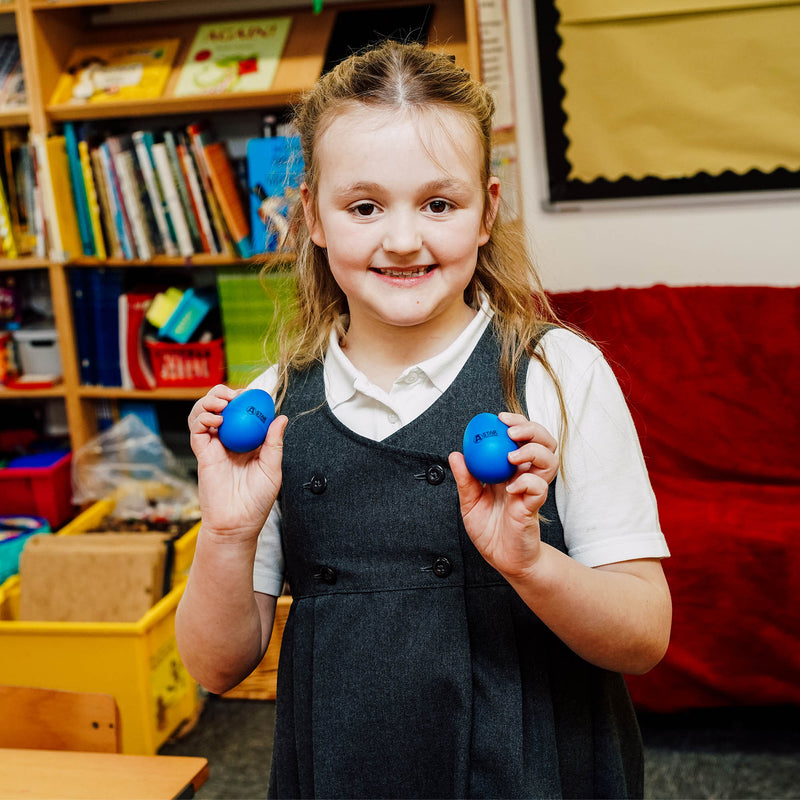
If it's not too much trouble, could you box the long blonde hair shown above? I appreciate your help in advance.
[268,40,565,424]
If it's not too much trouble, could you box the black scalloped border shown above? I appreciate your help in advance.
[533,0,800,204]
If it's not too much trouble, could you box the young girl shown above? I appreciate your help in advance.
[178,41,671,799]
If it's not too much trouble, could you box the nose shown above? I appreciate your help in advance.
[382,211,422,254]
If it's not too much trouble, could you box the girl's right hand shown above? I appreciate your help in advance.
[188,384,288,540]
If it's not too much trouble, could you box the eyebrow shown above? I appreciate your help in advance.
[334,178,470,199]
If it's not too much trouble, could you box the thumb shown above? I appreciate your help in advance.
[448,451,483,513]
[258,414,288,472]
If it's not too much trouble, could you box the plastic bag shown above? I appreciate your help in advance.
[71,414,199,522]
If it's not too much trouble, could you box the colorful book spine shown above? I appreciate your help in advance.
[28,138,47,258]
[185,123,233,256]
[34,134,83,262]
[176,131,216,254]
[99,141,134,259]
[90,145,122,259]
[107,136,153,260]
[162,130,203,252]
[119,289,157,390]
[150,142,194,257]
[190,126,252,258]
[132,130,177,257]
[0,167,16,257]
[78,139,107,260]
[120,148,156,260]
[63,122,95,256]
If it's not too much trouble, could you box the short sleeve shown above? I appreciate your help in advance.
[527,329,670,567]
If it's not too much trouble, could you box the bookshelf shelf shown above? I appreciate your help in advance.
[29,0,164,8]
[67,253,295,268]
[78,385,208,401]
[0,257,50,271]
[2,0,481,456]
[46,91,302,123]
[0,384,66,399]
[0,108,29,127]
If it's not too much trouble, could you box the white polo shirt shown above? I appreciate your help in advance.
[250,300,669,597]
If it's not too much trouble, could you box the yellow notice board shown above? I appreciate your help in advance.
[538,0,800,198]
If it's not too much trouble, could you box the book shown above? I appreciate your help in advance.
[63,122,95,256]
[0,37,20,99]
[246,136,303,254]
[0,172,16,258]
[68,269,96,384]
[173,17,292,97]
[119,288,157,390]
[50,38,180,105]
[176,131,217,253]
[98,140,135,259]
[132,131,177,257]
[126,136,164,257]
[78,138,107,260]
[107,135,155,260]
[163,130,203,252]
[185,123,233,256]
[150,142,194,258]
[89,268,123,386]
[0,58,26,109]
[189,123,252,257]
[32,134,83,262]
[1,130,37,255]
[90,144,122,259]
[28,138,47,258]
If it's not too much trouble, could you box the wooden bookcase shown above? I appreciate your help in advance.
[0,0,481,457]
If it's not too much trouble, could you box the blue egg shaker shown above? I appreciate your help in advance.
[218,389,275,453]
[462,412,517,483]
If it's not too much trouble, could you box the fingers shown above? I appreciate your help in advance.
[499,412,559,484]
[188,384,238,432]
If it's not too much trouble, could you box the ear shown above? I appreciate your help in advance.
[300,182,327,248]
[479,177,501,246]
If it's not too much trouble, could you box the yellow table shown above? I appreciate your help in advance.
[0,748,209,799]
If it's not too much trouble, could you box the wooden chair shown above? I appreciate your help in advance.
[0,684,121,753]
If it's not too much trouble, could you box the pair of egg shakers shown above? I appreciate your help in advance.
[219,392,516,486]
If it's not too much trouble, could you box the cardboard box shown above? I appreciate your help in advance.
[0,501,202,754]
[19,533,170,622]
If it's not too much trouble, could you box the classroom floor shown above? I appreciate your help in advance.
[160,695,800,799]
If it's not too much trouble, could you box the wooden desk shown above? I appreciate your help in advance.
[0,748,209,799]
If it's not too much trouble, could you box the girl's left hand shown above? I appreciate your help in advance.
[448,412,559,581]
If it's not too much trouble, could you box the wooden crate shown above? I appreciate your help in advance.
[222,595,292,700]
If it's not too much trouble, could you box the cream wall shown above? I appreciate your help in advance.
[505,2,800,292]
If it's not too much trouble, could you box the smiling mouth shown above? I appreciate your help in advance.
[371,266,435,278]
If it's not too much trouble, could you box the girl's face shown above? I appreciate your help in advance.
[302,105,499,342]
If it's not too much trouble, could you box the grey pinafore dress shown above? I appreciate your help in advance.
[269,325,643,799]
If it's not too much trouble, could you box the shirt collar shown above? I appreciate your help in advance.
[325,295,494,408]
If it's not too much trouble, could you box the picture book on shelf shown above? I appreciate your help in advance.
[173,16,292,97]
[246,136,303,254]
[50,38,180,105]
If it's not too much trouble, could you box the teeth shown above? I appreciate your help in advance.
[377,267,430,278]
